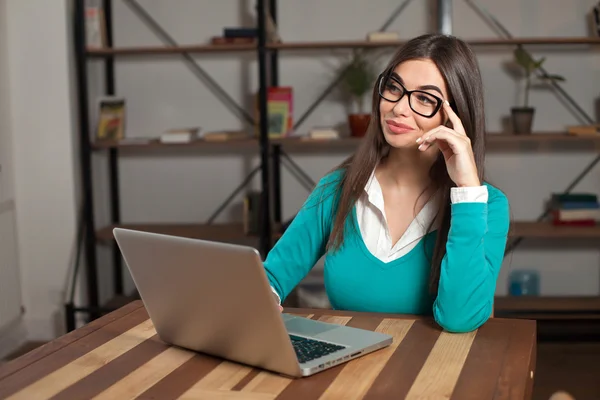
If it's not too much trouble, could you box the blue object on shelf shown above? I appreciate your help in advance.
[508,269,540,296]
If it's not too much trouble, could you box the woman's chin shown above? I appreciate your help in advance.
[383,133,419,149]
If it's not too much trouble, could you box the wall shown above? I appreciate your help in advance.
[97,0,600,300]
[4,0,81,341]
[2,0,595,344]
[0,0,25,358]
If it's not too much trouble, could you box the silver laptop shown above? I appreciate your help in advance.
[113,228,392,377]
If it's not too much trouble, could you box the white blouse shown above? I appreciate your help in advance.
[356,170,488,262]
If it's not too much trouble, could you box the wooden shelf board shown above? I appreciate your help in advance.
[86,37,600,57]
[96,223,281,247]
[92,138,258,151]
[468,37,600,45]
[98,223,246,241]
[495,296,600,313]
[103,293,138,311]
[87,43,256,57]
[275,133,600,151]
[510,221,600,238]
[91,133,600,152]
[96,221,598,245]
[272,137,361,151]
[268,40,406,50]
[268,37,600,50]
[496,313,600,320]
[487,132,600,143]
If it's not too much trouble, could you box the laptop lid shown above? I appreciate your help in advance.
[113,228,302,377]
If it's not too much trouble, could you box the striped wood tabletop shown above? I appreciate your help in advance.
[0,300,536,399]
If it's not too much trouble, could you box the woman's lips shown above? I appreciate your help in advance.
[386,120,414,134]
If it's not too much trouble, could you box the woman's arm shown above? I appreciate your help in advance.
[263,172,341,304]
[433,184,510,332]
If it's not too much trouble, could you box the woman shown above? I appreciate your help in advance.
[263,33,510,333]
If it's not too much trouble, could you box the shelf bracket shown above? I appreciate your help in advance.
[280,150,317,190]
[465,0,595,125]
[206,165,262,225]
[462,0,600,256]
[293,0,414,131]
[123,0,256,126]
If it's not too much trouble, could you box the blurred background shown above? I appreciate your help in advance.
[0,1,599,398]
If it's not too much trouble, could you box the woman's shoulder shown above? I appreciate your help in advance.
[312,168,346,194]
[303,167,346,208]
[319,167,345,185]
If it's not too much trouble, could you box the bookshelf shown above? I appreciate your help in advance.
[68,0,274,330]
[268,37,600,50]
[91,132,600,152]
[83,36,600,56]
[93,220,600,243]
[68,1,600,330]
[86,43,256,56]
[91,138,260,151]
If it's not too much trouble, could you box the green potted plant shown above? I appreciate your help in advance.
[338,51,377,137]
[510,47,565,134]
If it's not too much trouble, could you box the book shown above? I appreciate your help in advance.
[307,128,340,140]
[203,131,249,141]
[366,31,399,42]
[553,208,600,221]
[255,87,293,138]
[223,28,257,38]
[243,191,263,235]
[96,97,125,140]
[589,2,600,37]
[550,192,600,225]
[551,193,598,203]
[566,124,600,135]
[159,127,200,143]
[85,1,107,48]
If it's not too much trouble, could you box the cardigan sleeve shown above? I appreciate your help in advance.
[433,184,510,332]
[263,171,341,303]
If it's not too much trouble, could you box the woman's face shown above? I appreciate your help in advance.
[379,59,450,149]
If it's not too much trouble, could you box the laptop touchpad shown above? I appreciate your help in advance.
[284,316,339,336]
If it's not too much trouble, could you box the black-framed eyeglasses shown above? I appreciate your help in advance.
[377,73,444,118]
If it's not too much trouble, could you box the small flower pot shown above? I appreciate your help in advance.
[348,114,371,137]
[511,107,535,134]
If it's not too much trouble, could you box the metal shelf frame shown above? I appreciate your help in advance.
[66,0,600,331]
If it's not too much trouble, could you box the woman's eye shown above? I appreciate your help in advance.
[387,84,402,93]
[417,94,435,105]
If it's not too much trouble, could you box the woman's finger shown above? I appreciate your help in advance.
[418,128,468,153]
[442,101,466,136]
[417,126,463,146]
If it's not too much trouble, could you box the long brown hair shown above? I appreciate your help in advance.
[327,33,487,293]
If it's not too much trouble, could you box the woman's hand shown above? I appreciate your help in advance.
[416,101,481,187]
[272,292,283,312]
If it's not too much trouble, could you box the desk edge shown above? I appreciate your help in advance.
[0,300,144,381]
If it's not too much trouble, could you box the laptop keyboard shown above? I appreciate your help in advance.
[289,335,346,364]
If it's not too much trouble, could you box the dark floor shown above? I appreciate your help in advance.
[2,341,599,398]
[533,342,600,400]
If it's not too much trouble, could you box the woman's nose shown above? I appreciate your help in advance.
[392,93,411,116]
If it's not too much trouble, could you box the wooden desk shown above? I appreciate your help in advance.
[0,301,536,399]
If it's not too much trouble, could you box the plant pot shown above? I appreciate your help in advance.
[348,113,371,137]
[511,107,535,134]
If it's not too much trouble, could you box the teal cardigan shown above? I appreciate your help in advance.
[263,170,510,333]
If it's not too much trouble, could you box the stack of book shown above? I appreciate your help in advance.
[550,192,600,226]
[211,28,256,45]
